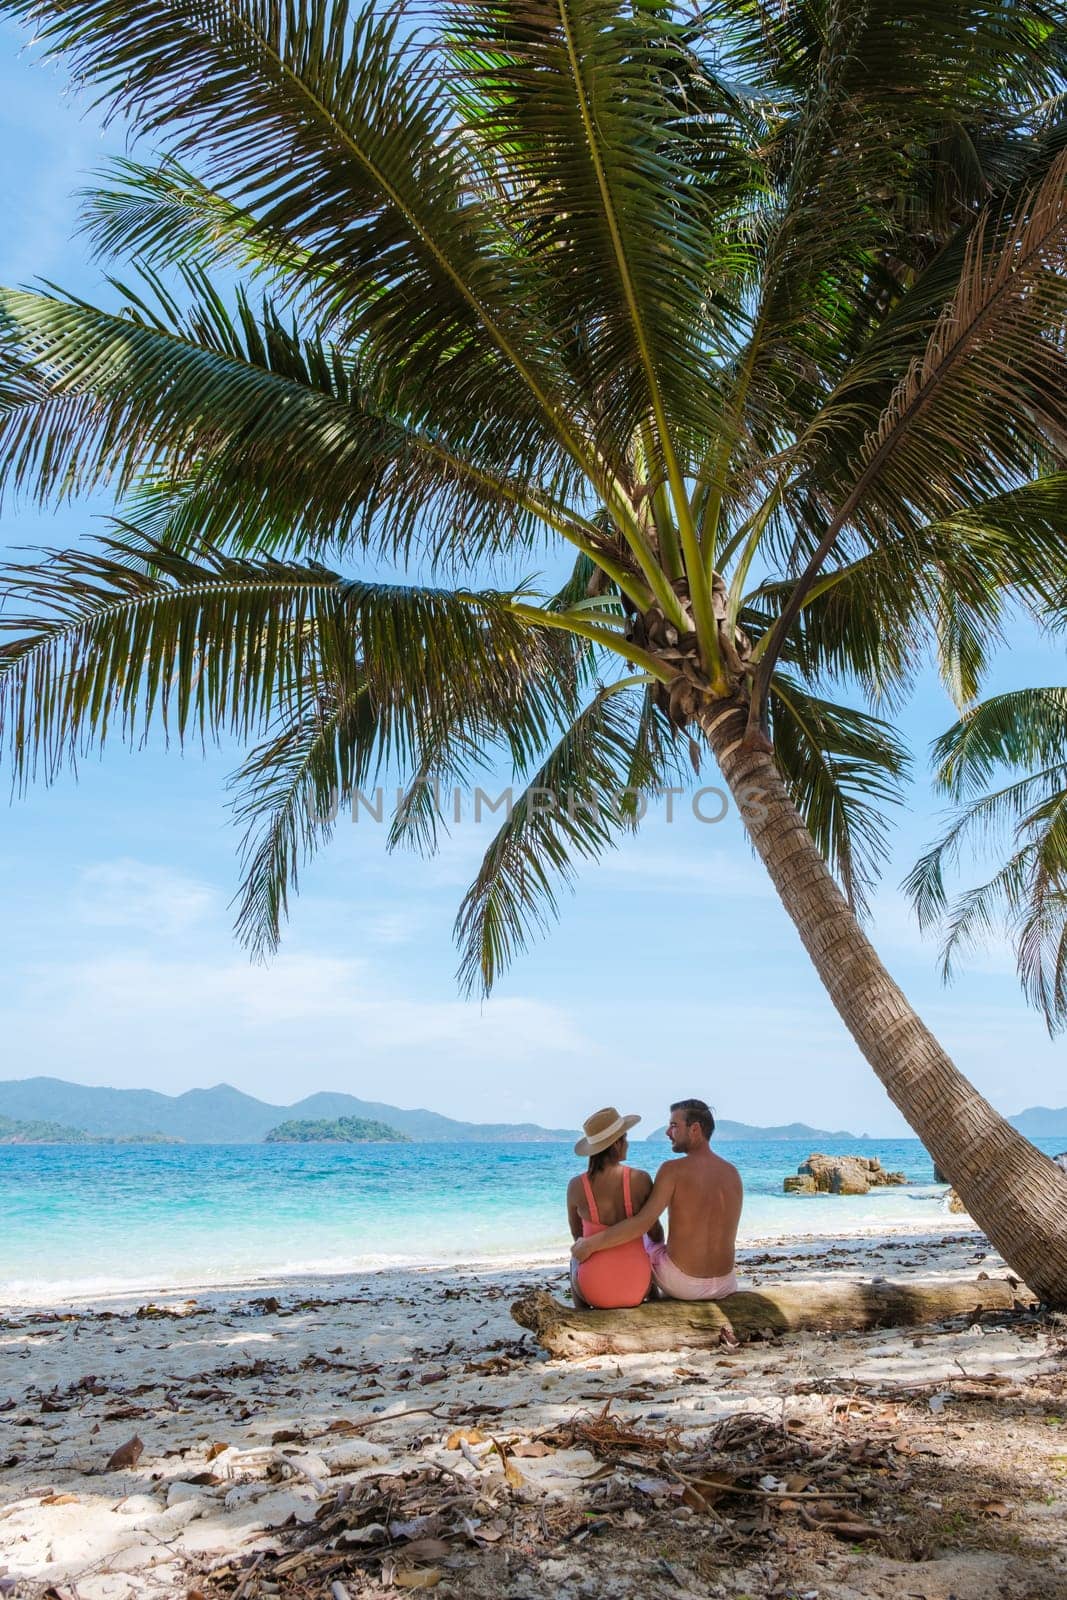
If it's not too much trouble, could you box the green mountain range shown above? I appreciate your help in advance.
[2,1076,1064,1145]
[0,1077,863,1143]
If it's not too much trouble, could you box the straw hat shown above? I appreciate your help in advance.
[574,1106,641,1157]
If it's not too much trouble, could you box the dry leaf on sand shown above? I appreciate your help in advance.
[396,1538,452,1562]
[445,1427,486,1450]
[106,1436,144,1471]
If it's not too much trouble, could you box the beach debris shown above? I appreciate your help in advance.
[798,1506,890,1541]
[444,1426,486,1449]
[537,1401,680,1465]
[458,1436,489,1472]
[106,1434,144,1471]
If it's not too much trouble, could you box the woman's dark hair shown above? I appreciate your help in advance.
[670,1098,715,1139]
[588,1134,627,1178]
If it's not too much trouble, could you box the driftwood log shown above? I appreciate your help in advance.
[511,1279,1035,1358]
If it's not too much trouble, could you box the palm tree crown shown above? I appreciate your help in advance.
[0,0,1065,994]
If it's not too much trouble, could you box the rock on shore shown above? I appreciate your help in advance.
[784,1151,908,1195]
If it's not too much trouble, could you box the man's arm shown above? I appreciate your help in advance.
[572,1165,677,1260]
[631,1169,664,1244]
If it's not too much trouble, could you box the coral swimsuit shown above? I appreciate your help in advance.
[575,1166,653,1309]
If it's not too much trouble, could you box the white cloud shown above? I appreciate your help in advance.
[74,860,216,934]
[18,948,587,1063]
[595,845,772,898]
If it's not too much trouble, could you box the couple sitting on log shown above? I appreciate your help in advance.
[568,1099,742,1309]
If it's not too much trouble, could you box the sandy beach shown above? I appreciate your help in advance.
[2,1226,1066,1600]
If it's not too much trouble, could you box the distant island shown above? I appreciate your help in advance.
[1006,1106,1067,1140]
[0,1113,179,1146]
[264,1117,410,1144]
[691,1119,862,1143]
[1,1076,1064,1146]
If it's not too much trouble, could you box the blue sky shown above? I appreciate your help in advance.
[0,21,1063,1136]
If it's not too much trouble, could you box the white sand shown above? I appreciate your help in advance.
[1,1228,1065,1600]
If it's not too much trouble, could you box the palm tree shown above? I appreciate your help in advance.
[2,0,1067,1293]
[909,687,1067,1032]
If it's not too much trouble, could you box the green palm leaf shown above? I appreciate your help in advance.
[0,272,587,563]
[78,157,303,283]
[454,683,688,994]
[907,689,1067,1029]
[1,0,1066,981]
[5,0,580,460]
[0,532,561,782]
[769,674,909,913]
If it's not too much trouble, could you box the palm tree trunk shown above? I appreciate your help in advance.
[700,700,1067,1304]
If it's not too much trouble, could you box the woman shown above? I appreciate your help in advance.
[567,1106,663,1308]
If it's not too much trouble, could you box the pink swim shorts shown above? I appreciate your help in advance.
[645,1240,738,1301]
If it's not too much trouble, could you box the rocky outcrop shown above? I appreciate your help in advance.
[783,1152,908,1195]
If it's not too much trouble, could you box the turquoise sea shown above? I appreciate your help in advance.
[3,1136,1064,1303]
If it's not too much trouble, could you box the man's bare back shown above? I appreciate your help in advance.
[654,1147,742,1277]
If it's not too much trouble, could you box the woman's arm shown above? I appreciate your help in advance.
[572,1165,676,1260]
[566,1176,584,1242]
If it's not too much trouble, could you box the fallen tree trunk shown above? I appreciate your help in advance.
[511,1279,1035,1358]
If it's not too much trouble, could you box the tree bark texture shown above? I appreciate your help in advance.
[700,701,1067,1304]
[511,1280,1033,1358]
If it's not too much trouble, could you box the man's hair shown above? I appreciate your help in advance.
[671,1098,715,1140]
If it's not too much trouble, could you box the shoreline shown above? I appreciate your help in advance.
[0,1217,982,1313]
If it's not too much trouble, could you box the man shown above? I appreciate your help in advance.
[571,1098,742,1301]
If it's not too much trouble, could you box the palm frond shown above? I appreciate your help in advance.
[931,688,1067,797]
[751,478,1067,705]
[907,690,1067,1031]
[0,536,338,780]
[454,683,688,994]
[0,273,584,564]
[769,673,909,913]
[233,596,591,952]
[5,0,581,463]
[78,157,304,283]
[753,147,1067,699]
[0,531,562,783]
[444,0,737,466]
[231,686,380,957]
